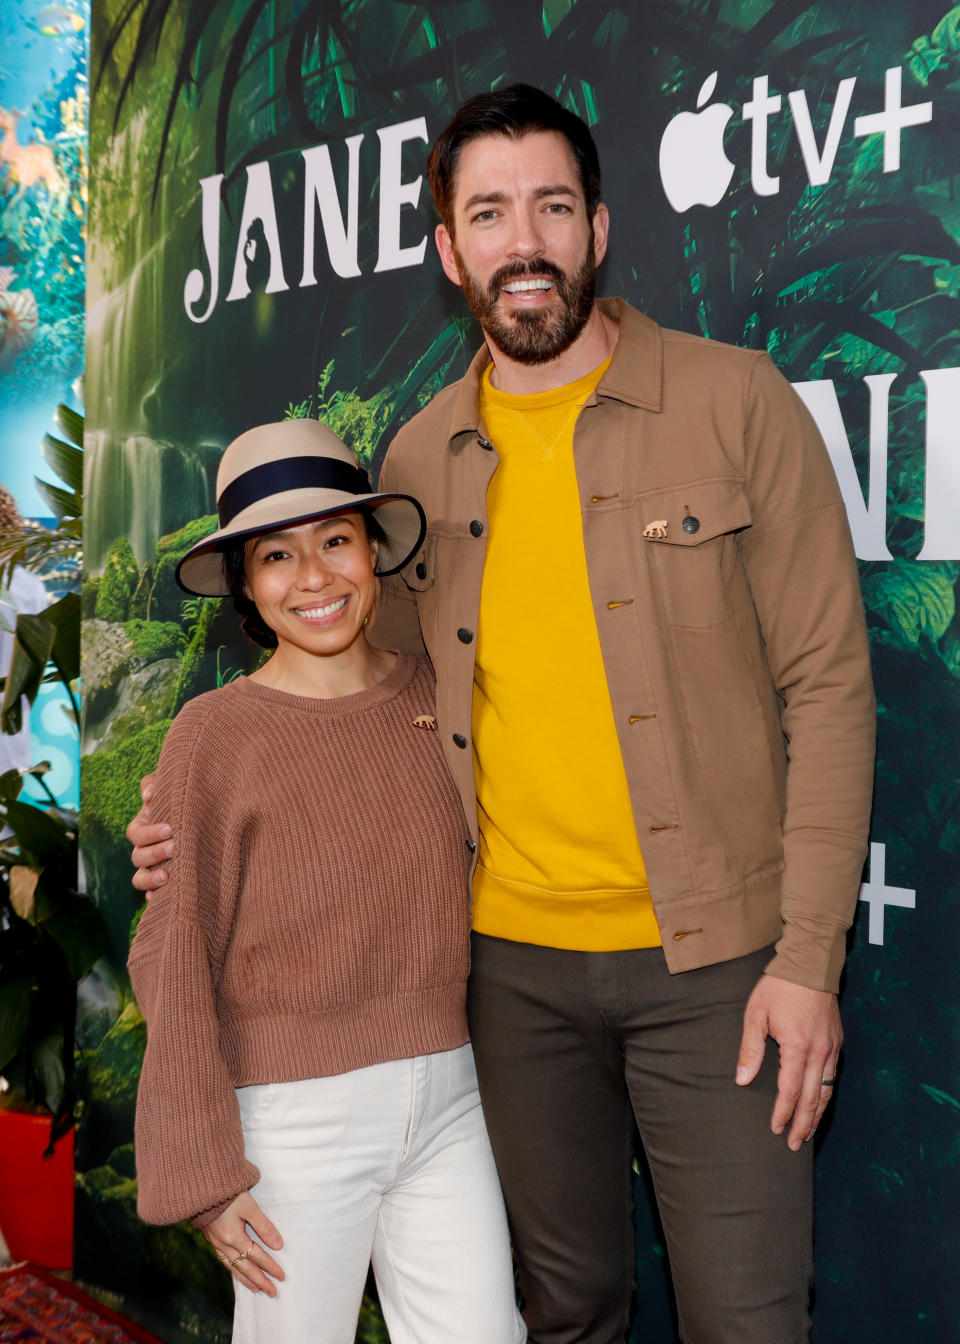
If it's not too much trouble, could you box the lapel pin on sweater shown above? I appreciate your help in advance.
[643,519,668,539]
[413,715,437,730]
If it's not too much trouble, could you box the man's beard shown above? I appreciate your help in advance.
[455,242,597,365]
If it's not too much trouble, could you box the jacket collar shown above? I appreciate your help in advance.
[444,296,663,450]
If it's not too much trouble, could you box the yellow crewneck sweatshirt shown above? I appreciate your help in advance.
[471,359,661,951]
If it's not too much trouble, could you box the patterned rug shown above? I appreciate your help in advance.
[0,1264,164,1344]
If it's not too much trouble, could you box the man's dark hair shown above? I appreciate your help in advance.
[427,84,602,234]
[221,508,388,650]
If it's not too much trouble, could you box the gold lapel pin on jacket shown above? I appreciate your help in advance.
[413,714,437,730]
[642,519,668,539]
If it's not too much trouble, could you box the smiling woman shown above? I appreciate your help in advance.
[126,419,527,1344]
[220,510,387,674]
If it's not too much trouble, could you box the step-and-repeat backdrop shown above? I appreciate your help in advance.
[83,3,958,1339]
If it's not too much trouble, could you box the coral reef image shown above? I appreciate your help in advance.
[0,0,87,518]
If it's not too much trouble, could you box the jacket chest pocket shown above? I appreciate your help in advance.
[639,478,751,629]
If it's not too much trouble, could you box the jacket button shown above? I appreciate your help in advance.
[457,627,474,644]
[466,839,477,853]
[469,520,483,537]
[453,733,467,749]
[415,561,428,580]
[477,436,493,450]
[682,515,700,534]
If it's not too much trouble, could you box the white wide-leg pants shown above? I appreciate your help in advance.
[232,1044,526,1344]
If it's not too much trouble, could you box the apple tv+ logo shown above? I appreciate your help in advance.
[658,66,933,213]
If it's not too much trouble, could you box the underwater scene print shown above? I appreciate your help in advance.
[0,0,87,518]
[0,3,85,811]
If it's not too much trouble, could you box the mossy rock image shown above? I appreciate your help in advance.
[75,1160,232,1343]
[82,620,140,705]
[83,719,172,846]
[171,599,260,716]
[122,618,185,663]
[82,577,101,619]
[358,1292,392,1343]
[149,516,217,623]
[82,617,183,735]
[95,657,181,755]
[95,538,140,623]
[128,564,154,620]
[87,1000,147,1115]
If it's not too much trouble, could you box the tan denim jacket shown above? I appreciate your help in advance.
[376,298,875,993]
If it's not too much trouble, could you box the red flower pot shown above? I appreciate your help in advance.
[0,1110,74,1269]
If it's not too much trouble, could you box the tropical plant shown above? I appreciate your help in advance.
[0,404,103,1149]
[0,403,83,593]
[0,768,107,1148]
[0,405,83,737]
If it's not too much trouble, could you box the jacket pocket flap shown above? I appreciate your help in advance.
[639,478,751,546]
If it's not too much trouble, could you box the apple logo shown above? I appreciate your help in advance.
[659,71,735,212]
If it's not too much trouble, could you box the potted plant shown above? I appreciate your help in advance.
[0,404,106,1268]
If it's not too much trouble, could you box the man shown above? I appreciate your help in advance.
[130,86,875,1343]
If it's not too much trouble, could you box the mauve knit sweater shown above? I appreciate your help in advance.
[129,653,471,1228]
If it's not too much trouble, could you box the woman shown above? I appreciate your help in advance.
[128,419,525,1344]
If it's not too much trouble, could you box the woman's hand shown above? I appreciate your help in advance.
[202,1192,285,1296]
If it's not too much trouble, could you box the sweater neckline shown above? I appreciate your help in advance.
[228,651,419,716]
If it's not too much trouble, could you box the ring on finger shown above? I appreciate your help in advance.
[820,1076,836,1088]
[230,1244,255,1268]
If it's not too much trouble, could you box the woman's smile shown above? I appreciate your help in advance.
[292,594,350,623]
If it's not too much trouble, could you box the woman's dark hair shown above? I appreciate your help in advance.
[221,508,388,650]
[427,83,602,234]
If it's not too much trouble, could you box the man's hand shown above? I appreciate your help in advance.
[202,1191,284,1296]
[126,772,173,893]
[736,975,842,1151]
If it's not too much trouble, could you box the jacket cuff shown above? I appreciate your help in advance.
[763,914,850,993]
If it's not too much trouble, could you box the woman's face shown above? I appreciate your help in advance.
[243,512,377,660]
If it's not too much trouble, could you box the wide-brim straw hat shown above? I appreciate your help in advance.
[176,420,426,596]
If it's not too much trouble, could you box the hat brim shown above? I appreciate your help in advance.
[175,491,427,596]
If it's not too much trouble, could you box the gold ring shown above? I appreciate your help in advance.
[230,1246,252,1268]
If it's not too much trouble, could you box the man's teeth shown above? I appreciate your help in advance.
[502,278,553,293]
[295,597,348,619]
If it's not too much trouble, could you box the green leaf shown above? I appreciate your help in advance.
[53,404,83,451]
[0,979,33,1072]
[861,563,956,649]
[46,592,81,686]
[43,898,108,980]
[42,433,84,496]
[1,613,55,733]
[0,768,24,803]
[4,800,73,863]
[31,1028,66,1117]
[35,479,81,523]
[920,1084,960,1112]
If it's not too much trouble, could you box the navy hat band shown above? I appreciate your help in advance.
[218,456,371,527]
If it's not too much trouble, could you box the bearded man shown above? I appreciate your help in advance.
[130,86,875,1344]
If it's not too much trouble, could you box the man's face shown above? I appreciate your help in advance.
[435,131,609,365]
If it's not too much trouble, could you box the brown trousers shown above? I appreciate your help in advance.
[467,936,814,1344]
